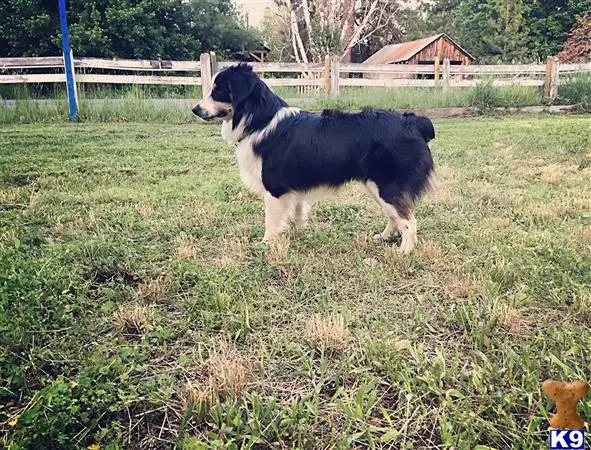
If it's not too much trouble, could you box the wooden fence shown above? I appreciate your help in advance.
[2,52,591,102]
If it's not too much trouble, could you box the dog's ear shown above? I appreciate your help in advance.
[228,71,256,105]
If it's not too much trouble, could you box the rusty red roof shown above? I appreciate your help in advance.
[363,34,474,64]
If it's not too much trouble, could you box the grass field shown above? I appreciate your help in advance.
[1,114,590,449]
[3,73,591,124]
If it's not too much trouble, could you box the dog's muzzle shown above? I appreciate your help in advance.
[192,103,231,121]
[192,104,207,118]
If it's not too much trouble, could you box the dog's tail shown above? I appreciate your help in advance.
[403,112,435,143]
[401,112,437,197]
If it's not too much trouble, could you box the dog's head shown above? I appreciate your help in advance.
[192,64,258,122]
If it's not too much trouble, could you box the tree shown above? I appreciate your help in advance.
[0,0,60,57]
[558,13,591,62]
[416,0,463,40]
[260,6,294,61]
[419,0,591,62]
[184,0,261,59]
[0,0,260,59]
[525,0,591,60]
[458,0,529,62]
[269,0,405,63]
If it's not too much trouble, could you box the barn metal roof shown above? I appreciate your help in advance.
[363,33,474,64]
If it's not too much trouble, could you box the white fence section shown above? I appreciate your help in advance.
[1,53,590,100]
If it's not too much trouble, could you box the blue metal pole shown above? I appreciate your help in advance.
[58,0,78,120]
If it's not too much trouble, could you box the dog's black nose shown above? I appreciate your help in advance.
[192,104,203,117]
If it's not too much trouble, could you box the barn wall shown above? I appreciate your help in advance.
[408,36,472,64]
[364,35,473,79]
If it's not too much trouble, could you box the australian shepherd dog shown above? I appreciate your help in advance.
[192,64,435,254]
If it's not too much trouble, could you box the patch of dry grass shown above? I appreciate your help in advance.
[515,163,580,184]
[170,198,224,228]
[135,274,172,303]
[206,236,247,268]
[174,235,199,260]
[424,184,462,208]
[136,204,155,219]
[0,188,24,205]
[582,225,591,246]
[577,292,591,322]
[490,301,523,334]
[530,202,571,220]
[50,210,107,236]
[351,235,373,253]
[0,230,19,250]
[382,245,411,271]
[418,240,444,263]
[174,234,246,267]
[537,164,579,184]
[304,314,347,351]
[113,305,155,334]
[529,196,589,220]
[185,341,253,412]
[267,235,290,263]
[443,272,478,299]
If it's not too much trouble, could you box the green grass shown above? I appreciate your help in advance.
[559,73,591,112]
[1,115,591,449]
[2,76,590,124]
[0,98,198,124]
[0,83,204,101]
[0,82,550,124]
[309,84,544,110]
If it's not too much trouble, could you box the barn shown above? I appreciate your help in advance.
[362,33,474,79]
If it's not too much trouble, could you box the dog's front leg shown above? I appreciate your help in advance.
[262,192,294,242]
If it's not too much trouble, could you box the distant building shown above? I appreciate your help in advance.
[363,33,474,78]
[234,43,270,62]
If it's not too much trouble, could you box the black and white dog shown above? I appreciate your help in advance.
[192,64,435,254]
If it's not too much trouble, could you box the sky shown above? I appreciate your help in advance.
[234,0,274,28]
[234,1,421,28]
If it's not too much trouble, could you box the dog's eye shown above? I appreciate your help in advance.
[212,88,231,102]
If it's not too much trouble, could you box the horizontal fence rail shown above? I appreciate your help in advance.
[340,63,436,73]
[1,53,590,101]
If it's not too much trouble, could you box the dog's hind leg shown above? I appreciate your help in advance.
[365,181,397,240]
[397,209,417,255]
[293,200,311,230]
[263,192,295,242]
[365,181,417,254]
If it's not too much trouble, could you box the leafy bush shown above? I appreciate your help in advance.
[468,81,500,112]
[558,74,591,112]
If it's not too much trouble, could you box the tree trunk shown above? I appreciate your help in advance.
[289,2,309,64]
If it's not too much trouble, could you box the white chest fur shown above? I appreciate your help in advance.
[235,140,265,196]
[221,108,300,197]
[220,117,265,196]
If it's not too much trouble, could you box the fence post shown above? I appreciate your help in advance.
[69,49,79,110]
[550,56,560,99]
[58,0,78,120]
[543,56,553,98]
[442,58,450,91]
[330,55,340,96]
[209,51,218,76]
[434,56,440,89]
[200,52,212,99]
[323,55,331,96]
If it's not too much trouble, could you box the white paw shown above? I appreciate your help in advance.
[293,220,308,231]
[399,236,417,255]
